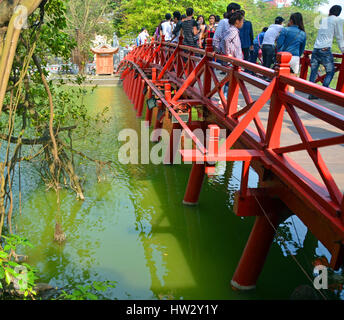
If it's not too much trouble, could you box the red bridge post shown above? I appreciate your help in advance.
[145,87,153,126]
[231,212,280,290]
[128,69,134,102]
[183,162,206,206]
[144,68,156,126]
[182,38,213,205]
[230,52,292,290]
[136,79,146,117]
[134,74,142,111]
[265,52,291,148]
[131,72,138,105]
[299,51,311,80]
[151,83,169,143]
[336,54,344,93]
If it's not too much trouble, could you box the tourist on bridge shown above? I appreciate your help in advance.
[172,8,198,47]
[171,11,182,43]
[212,2,241,55]
[223,10,245,99]
[137,28,149,46]
[277,12,306,77]
[154,19,165,42]
[262,16,285,69]
[214,15,220,29]
[198,14,217,49]
[308,5,344,99]
[160,13,174,41]
[224,11,244,59]
[195,15,206,48]
[249,27,268,64]
[239,10,254,61]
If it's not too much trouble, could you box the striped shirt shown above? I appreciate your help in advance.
[224,25,243,59]
[173,18,197,47]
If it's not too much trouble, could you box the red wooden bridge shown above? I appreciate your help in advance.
[117,36,344,291]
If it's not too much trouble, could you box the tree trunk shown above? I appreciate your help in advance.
[0,0,20,27]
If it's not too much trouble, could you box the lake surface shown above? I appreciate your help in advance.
[14,86,343,300]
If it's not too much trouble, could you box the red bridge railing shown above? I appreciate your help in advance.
[300,50,344,93]
[118,36,344,291]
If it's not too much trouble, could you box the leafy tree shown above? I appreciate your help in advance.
[65,0,115,73]
[292,0,329,11]
[0,0,113,251]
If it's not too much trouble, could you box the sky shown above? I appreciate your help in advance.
[277,0,344,18]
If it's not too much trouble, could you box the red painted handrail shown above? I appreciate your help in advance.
[300,50,344,93]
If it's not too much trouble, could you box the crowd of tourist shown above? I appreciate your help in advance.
[136,2,344,93]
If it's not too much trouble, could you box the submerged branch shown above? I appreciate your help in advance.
[0,125,77,145]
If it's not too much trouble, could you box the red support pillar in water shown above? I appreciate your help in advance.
[145,68,157,126]
[126,70,132,98]
[164,122,182,165]
[183,163,205,206]
[123,72,127,94]
[145,87,153,126]
[131,73,138,105]
[134,78,143,111]
[124,71,130,95]
[133,75,142,110]
[183,121,207,205]
[231,212,280,290]
[152,83,170,142]
[136,79,146,118]
[128,70,135,102]
[151,101,163,142]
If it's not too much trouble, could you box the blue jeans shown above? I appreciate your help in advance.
[309,48,335,88]
[249,45,260,64]
[262,44,275,69]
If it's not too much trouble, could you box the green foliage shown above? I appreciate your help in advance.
[113,0,227,38]
[64,0,115,68]
[29,0,76,63]
[113,0,340,53]
[0,235,38,299]
[58,280,117,300]
[292,0,329,11]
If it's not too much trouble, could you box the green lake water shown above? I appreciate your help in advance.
[13,86,343,300]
